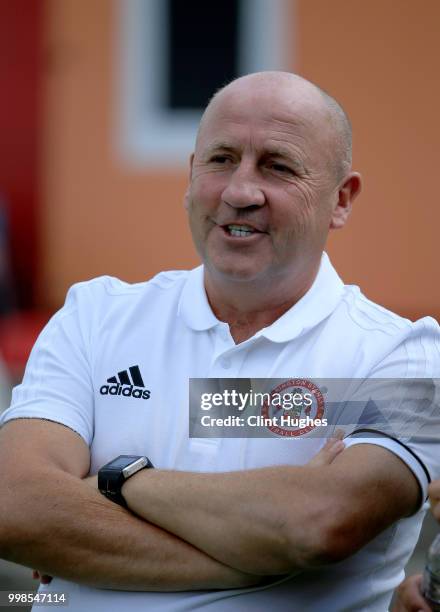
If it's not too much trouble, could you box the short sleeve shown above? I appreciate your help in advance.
[343,318,440,508]
[344,433,434,505]
[0,283,96,445]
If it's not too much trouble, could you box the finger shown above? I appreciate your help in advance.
[428,480,440,500]
[308,437,345,467]
[393,574,431,612]
[430,500,440,522]
[428,482,440,522]
[32,568,53,584]
[428,497,440,520]
[40,574,53,584]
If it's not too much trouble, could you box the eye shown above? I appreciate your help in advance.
[210,155,231,164]
[269,162,294,174]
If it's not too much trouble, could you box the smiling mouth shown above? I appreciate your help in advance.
[223,224,262,237]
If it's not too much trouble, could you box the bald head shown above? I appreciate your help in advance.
[196,71,352,182]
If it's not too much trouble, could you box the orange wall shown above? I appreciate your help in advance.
[298,0,440,318]
[40,0,194,308]
[40,0,440,319]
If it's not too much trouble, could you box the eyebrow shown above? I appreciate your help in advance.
[206,140,297,159]
[204,140,236,154]
[264,145,297,159]
[203,140,307,173]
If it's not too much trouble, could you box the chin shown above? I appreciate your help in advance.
[209,260,266,283]
[202,245,273,284]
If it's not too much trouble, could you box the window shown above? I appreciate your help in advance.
[116,0,292,167]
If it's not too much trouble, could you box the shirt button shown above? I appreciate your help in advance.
[221,357,231,369]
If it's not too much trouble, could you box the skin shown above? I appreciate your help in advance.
[392,575,431,612]
[28,429,345,585]
[430,479,440,522]
[115,445,419,575]
[392,479,440,611]
[0,419,259,591]
[184,72,361,342]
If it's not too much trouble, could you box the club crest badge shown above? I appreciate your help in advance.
[261,379,325,437]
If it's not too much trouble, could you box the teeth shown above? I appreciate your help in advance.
[227,224,255,237]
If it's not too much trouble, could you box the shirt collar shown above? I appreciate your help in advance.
[178,253,345,341]
[178,265,219,331]
[259,252,345,342]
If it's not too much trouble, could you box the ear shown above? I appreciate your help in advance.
[330,172,362,230]
[183,153,195,211]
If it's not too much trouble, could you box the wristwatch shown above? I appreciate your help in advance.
[98,455,154,507]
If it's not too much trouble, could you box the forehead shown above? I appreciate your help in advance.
[196,84,333,160]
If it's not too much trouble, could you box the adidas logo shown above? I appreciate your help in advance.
[100,365,151,400]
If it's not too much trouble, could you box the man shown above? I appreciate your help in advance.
[0,71,439,611]
[393,480,440,611]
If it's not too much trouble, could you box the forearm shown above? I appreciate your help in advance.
[122,465,319,575]
[1,467,261,591]
[121,445,419,576]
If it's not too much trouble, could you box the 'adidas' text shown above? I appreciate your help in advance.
[100,383,150,400]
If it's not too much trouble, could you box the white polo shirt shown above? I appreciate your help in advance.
[2,253,439,612]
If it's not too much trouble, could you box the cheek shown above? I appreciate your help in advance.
[282,183,333,231]
[271,191,314,239]
[190,174,224,208]
[185,190,214,242]
[268,202,328,251]
[288,181,319,212]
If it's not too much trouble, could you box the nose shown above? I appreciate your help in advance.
[221,161,265,209]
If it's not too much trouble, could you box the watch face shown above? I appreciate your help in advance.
[122,457,148,478]
[108,455,141,469]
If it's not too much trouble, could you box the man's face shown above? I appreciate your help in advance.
[185,81,342,286]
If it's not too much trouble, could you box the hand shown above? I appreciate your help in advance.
[428,479,440,522]
[32,569,52,584]
[392,573,432,611]
[307,430,345,468]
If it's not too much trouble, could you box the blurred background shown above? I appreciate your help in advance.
[0,0,439,603]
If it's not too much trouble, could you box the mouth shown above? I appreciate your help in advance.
[222,224,265,238]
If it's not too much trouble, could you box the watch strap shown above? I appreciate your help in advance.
[98,455,154,507]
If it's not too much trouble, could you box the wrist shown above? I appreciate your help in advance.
[121,468,162,518]
[98,455,154,507]
[121,467,152,503]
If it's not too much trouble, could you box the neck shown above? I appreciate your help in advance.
[204,261,321,343]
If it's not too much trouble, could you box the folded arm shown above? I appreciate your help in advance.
[121,443,421,575]
[0,419,260,591]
